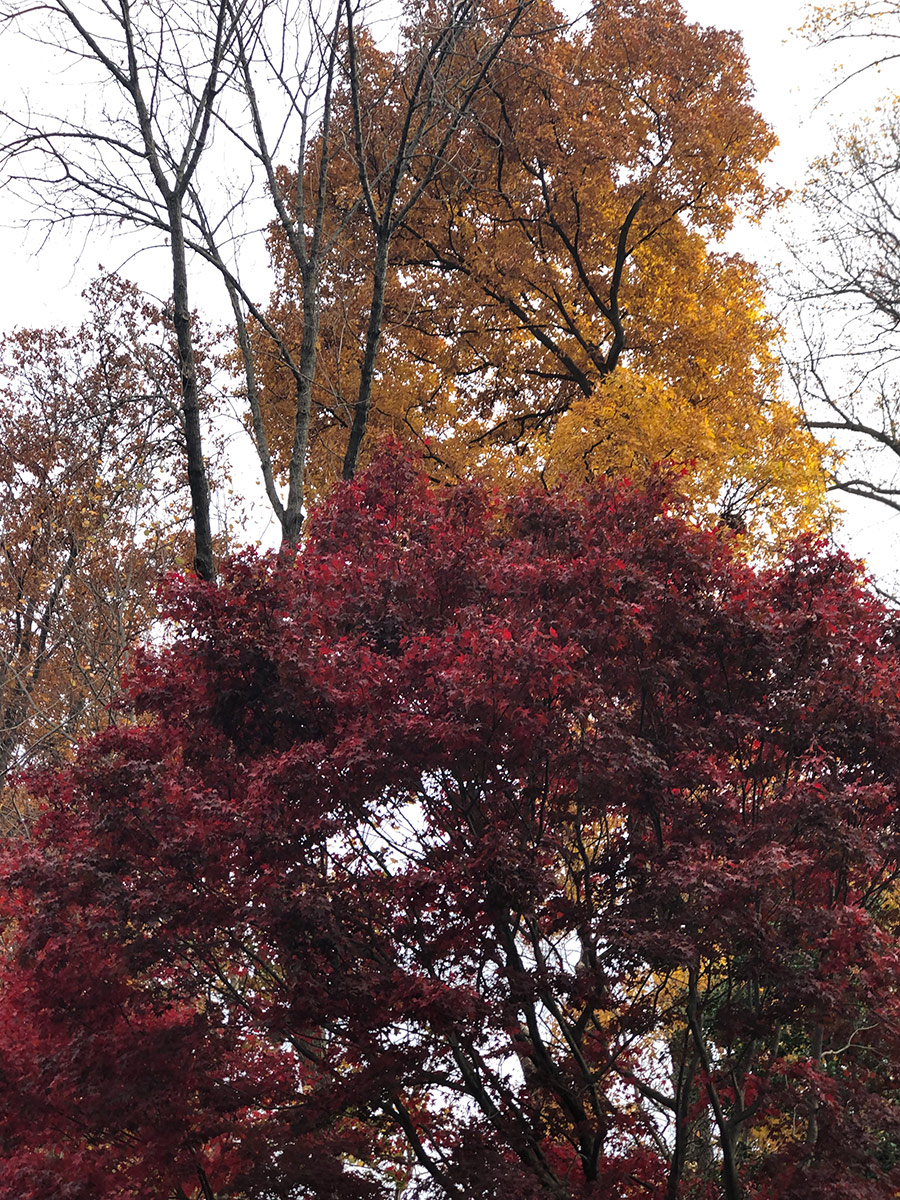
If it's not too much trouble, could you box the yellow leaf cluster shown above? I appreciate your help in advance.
[541,369,828,544]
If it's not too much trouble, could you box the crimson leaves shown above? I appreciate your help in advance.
[1,455,899,1198]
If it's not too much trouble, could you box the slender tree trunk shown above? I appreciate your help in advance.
[686,972,743,1200]
[667,1028,703,1200]
[342,232,390,480]
[806,1023,824,1146]
[221,274,286,528]
[283,264,320,547]
[168,202,215,581]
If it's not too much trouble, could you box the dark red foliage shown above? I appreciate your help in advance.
[1,453,900,1199]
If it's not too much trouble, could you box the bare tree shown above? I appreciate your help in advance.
[786,114,900,517]
[1,0,536,559]
[0,0,253,579]
[786,4,900,543]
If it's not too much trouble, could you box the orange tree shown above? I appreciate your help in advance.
[254,0,828,542]
[0,275,201,828]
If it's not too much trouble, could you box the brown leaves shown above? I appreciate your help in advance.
[0,273,195,805]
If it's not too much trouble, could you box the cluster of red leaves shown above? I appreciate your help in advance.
[1,453,900,1198]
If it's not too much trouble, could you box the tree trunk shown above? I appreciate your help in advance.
[342,232,390,481]
[169,202,215,581]
[282,263,320,547]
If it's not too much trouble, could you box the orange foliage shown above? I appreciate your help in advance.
[0,276,198,827]
[253,0,829,539]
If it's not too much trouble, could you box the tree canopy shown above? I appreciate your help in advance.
[254,0,828,541]
[1,454,898,1199]
[0,0,840,825]
[0,0,832,557]
[0,3,894,1196]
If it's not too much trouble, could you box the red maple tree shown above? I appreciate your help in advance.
[1,453,899,1198]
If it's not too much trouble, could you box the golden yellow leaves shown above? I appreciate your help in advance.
[543,369,829,544]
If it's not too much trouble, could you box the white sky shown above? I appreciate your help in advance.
[2,0,898,575]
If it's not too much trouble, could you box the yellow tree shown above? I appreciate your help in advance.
[256,0,828,541]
